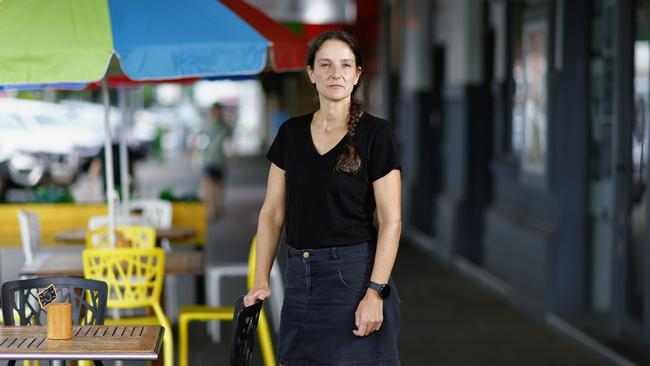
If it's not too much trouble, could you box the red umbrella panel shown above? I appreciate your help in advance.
[220,0,308,72]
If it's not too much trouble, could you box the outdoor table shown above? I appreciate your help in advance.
[20,251,203,277]
[0,325,163,362]
[55,227,197,244]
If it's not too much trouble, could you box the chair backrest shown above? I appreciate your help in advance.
[16,210,40,265]
[87,214,146,230]
[86,225,156,249]
[127,199,173,229]
[1,277,108,326]
[230,295,264,366]
[82,247,165,309]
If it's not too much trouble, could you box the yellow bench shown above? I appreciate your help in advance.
[0,202,206,247]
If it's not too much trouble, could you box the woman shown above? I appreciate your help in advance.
[245,30,402,365]
[200,102,232,219]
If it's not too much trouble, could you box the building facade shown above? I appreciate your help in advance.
[390,0,650,356]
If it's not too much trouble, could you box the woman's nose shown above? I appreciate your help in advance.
[330,65,344,78]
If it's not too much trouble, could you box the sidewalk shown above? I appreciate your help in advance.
[393,243,612,365]
[138,154,616,366]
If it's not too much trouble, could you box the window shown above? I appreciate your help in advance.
[507,2,549,179]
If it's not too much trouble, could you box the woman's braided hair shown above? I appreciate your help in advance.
[307,30,363,174]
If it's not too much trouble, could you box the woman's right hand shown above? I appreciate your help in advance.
[244,286,271,307]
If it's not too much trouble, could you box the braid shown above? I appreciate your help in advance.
[335,97,362,174]
[306,30,364,174]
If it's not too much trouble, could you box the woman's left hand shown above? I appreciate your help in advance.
[353,289,384,337]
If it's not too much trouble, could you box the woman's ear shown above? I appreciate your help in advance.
[354,66,362,85]
[306,65,315,84]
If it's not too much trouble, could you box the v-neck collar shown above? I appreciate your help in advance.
[307,112,350,157]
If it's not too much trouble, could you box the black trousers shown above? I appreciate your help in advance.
[278,242,401,366]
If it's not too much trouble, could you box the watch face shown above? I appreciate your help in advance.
[380,284,391,298]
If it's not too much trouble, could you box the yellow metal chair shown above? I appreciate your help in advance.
[82,248,173,366]
[178,236,276,366]
[86,225,156,249]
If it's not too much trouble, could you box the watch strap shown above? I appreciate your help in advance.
[368,281,386,297]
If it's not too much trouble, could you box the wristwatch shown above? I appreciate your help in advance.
[368,281,391,299]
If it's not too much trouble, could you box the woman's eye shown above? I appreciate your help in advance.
[319,63,329,68]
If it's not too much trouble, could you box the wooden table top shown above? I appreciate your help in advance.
[0,325,163,360]
[20,250,203,277]
[55,227,197,244]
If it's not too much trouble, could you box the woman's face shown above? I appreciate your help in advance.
[307,40,361,103]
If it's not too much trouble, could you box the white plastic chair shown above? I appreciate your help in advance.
[127,199,173,228]
[205,259,284,343]
[17,210,40,266]
[127,199,173,251]
[126,199,180,322]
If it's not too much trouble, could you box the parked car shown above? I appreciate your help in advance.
[0,107,78,187]
[0,99,103,168]
[63,100,155,160]
[60,100,119,164]
[0,142,12,199]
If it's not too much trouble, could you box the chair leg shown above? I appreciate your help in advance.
[206,269,222,343]
[179,313,190,366]
[152,304,174,366]
[205,265,247,343]
[162,324,174,366]
[164,275,178,323]
[257,310,276,366]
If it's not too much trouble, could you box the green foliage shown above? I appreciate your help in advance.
[31,186,75,203]
[159,186,199,202]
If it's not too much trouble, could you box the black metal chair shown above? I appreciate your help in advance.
[230,296,264,366]
[1,277,108,366]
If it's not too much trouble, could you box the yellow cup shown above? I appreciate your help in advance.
[47,303,72,340]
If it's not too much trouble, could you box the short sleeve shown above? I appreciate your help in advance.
[368,120,401,182]
[266,121,286,169]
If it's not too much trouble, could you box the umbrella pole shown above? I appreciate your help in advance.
[118,86,130,214]
[102,77,116,247]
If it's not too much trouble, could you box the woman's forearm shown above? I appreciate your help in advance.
[253,207,285,288]
[370,220,401,284]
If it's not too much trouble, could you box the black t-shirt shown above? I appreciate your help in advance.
[266,112,401,249]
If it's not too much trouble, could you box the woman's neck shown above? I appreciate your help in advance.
[316,98,350,130]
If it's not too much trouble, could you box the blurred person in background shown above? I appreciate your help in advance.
[245,31,402,365]
[199,102,233,220]
[70,157,104,203]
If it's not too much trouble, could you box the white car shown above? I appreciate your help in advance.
[0,106,79,186]
[0,99,104,163]
[0,140,13,198]
[64,100,153,157]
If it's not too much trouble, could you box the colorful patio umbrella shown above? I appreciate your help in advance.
[0,0,270,85]
[0,0,273,245]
